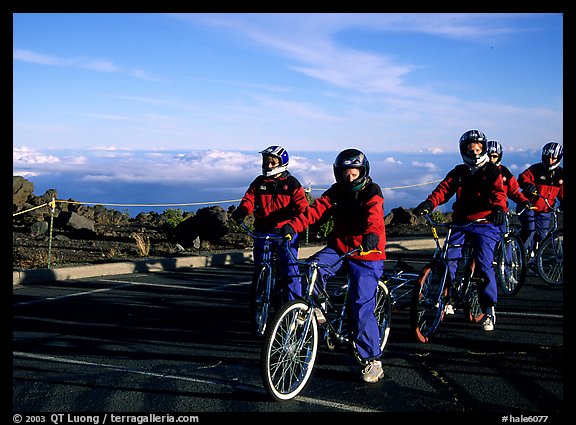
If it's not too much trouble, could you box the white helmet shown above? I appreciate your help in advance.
[259,146,289,177]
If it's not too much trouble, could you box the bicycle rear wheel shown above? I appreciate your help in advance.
[352,280,392,365]
[495,234,526,296]
[410,261,449,343]
[250,265,273,337]
[536,230,563,285]
[260,300,318,401]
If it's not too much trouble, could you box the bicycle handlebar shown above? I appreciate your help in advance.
[422,213,487,229]
[240,221,285,242]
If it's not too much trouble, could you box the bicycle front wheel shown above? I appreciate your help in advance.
[353,280,392,365]
[410,261,449,343]
[495,234,526,296]
[536,230,563,285]
[250,265,273,337]
[260,300,318,401]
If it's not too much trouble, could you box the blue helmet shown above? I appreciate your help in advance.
[260,146,289,177]
[487,140,503,166]
[541,142,563,170]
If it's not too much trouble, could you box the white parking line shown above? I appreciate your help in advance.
[13,351,380,412]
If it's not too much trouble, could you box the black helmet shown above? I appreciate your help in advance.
[487,140,503,166]
[333,148,370,191]
[459,130,488,168]
[541,142,563,171]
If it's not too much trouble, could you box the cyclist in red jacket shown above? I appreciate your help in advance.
[280,148,387,383]
[517,142,564,258]
[487,141,532,222]
[232,146,309,301]
[414,130,507,332]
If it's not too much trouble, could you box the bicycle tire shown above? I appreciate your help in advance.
[536,230,563,285]
[462,280,485,323]
[250,265,273,337]
[410,261,449,343]
[495,234,527,296]
[260,300,319,401]
[352,280,392,365]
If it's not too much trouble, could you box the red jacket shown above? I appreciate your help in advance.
[236,172,309,232]
[288,179,386,261]
[499,164,530,212]
[518,163,564,213]
[426,163,507,222]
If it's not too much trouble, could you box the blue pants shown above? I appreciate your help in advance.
[308,246,384,362]
[253,232,301,301]
[446,222,500,311]
[518,209,552,254]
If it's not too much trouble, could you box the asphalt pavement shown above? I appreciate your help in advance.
[12,243,563,417]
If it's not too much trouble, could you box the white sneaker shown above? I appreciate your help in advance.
[361,359,384,383]
[445,303,455,315]
[482,313,495,331]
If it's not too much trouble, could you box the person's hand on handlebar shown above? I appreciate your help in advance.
[280,223,296,240]
[361,233,379,251]
[524,184,539,198]
[413,200,434,216]
[231,208,246,224]
[490,206,506,226]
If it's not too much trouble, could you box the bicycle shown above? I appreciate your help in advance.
[240,222,286,337]
[260,244,416,401]
[410,214,488,343]
[493,208,528,296]
[534,199,563,285]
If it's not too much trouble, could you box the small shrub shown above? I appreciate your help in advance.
[131,233,150,256]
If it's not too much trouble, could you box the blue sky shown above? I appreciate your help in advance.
[13,13,563,215]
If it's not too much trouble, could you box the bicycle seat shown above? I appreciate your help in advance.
[394,259,414,273]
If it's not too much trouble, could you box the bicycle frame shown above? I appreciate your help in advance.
[411,215,487,343]
[240,222,284,337]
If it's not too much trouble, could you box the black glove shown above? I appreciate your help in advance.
[279,224,296,239]
[524,184,538,197]
[491,206,506,226]
[231,208,246,223]
[521,200,533,211]
[362,233,379,252]
[414,200,434,216]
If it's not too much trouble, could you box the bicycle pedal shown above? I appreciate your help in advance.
[314,308,326,324]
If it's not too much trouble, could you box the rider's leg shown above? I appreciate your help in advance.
[534,211,552,247]
[471,223,500,313]
[446,229,466,282]
[519,208,536,254]
[347,259,385,361]
[277,233,302,300]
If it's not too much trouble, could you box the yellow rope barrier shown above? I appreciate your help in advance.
[12,180,439,217]
[308,179,442,192]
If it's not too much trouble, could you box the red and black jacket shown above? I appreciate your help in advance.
[499,164,530,212]
[518,163,564,213]
[426,162,507,222]
[236,172,309,232]
[288,178,386,261]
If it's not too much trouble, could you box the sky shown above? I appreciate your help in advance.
[12,13,564,216]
